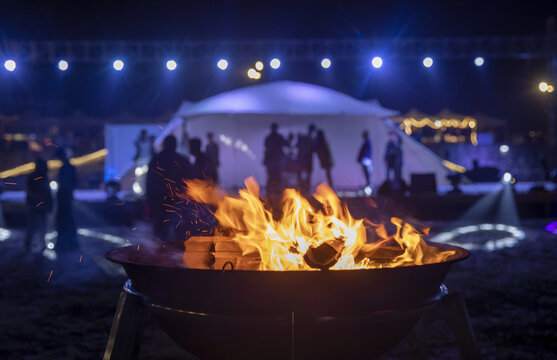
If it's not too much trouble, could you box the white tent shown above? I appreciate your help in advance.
[157,81,452,189]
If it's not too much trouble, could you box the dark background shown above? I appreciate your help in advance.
[1,0,556,133]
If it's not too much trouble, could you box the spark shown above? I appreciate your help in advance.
[137,245,140,251]
[79,255,83,263]
[47,270,53,283]
[33,176,43,181]
[114,202,125,206]
[131,227,136,231]
[4,182,16,185]
[35,201,44,207]
[158,125,164,130]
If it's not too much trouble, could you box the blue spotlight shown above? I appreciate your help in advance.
[371,56,383,68]
[217,59,229,70]
[4,59,16,72]
[422,57,433,68]
[113,59,124,71]
[57,60,69,71]
[270,58,281,69]
[474,57,485,67]
[166,60,177,71]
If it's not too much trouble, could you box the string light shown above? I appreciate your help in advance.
[269,58,281,69]
[113,60,124,71]
[166,60,177,71]
[57,60,69,71]
[423,57,433,68]
[217,59,229,70]
[4,60,16,71]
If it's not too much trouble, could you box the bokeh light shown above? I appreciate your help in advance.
[321,58,331,69]
[4,59,16,71]
[217,59,229,70]
[474,57,484,67]
[423,57,433,68]
[371,56,383,68]
[57,60,69,71]
[113,60,124,71]
[166,60,177,71]
[270,58,281,69]
[255,61,264,71]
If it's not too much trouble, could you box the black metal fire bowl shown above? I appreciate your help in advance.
[106,241,469,360]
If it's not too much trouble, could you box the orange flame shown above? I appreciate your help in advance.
[185,177,455,271]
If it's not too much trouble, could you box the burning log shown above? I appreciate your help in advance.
[303,239,344,270]
[183,177,457,271]
[183,236,260,270]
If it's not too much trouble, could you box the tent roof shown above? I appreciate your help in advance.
[177,81,399,118]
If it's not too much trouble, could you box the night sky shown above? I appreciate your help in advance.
[1,0,557,133]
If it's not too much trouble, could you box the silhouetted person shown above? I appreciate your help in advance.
[189,138,209,180]
[178,125,191,160]
[315,129,334,188]
[146,135,194,241]
[205,132,220,184]
[385,131,403,190]
[357,130,373,189]
[149,135,156,157]
[24,158,53,252]
[134,129,151,167]
[296,124,317,194]
[264,123,288,195]
[56,148,78,253]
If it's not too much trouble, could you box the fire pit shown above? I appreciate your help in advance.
[104,179,475,359]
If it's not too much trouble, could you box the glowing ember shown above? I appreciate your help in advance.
[184,177,456,271]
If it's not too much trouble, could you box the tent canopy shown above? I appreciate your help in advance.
[155,81,451,190]
[175,81,399,118]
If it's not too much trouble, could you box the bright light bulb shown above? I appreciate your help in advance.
[217,59,228,70]
[49,181,58,191]
[539,82,549,92]
[548,85,555,93]
[113,60,124,71]
[423,57,433,68]
[474,57,484,67]
[255,61,264,71]
[247,68,258,79]
[57,60,69,71]
[270,58,281,69]
[132,182,143,194]
[166,60,177,70]
[371,56,383,68]
[321,58,331,69]
[4,60,16,71]
[502,172,512,184]
[499,144,509,154]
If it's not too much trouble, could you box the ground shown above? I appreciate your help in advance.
[0,220,556,359]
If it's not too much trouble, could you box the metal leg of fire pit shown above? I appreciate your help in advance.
[291,311,314,360]
[443,292,481,360]
[410,292,480,360]
[103,280,147,360]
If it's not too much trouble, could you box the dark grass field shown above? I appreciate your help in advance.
[0,220,556,359]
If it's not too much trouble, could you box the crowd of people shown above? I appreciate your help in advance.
[24,148,78,254]
[263,123,404,196]
[23,124,405,248]
[264,123,334,196]
[143,128,220,241]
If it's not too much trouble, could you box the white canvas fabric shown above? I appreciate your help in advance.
[152,81,451,189]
